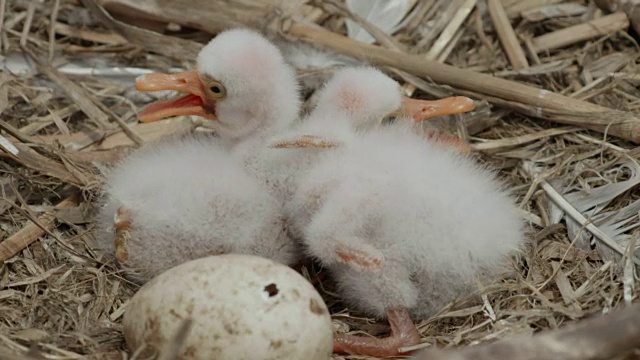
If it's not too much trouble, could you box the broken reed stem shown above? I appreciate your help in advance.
[487,0,528,70]
[404,0,476,96]
[48,0,61,62]
[0,193,79,263]
[425,0,477,60]
[531,12,629,52]
[412,301,640,360]
[19,2,35,47]
[285,23,640,143]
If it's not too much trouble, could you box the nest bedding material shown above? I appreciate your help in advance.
[1,0,640,359]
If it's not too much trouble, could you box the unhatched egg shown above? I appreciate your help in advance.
[122,254,332,359]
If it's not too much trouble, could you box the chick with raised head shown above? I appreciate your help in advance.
[134,28,301,146]
[95,28,303,283]
[274,68,525,358]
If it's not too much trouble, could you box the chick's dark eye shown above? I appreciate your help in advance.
[210,85,221,94]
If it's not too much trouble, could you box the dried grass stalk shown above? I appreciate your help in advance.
[531,12,630,52]
[488,0,529,69]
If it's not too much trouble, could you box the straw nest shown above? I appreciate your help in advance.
[1,0,640,359]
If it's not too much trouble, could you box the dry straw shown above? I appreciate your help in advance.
[1,0,639,359]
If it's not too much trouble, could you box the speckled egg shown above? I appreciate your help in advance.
[122,254,332,360]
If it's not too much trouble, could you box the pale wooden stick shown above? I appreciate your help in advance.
[412,301,640,360]
[488,0,529,69]
[52,21,127,44]
[19,2,35,47]
[81,0,202,62]
[425,0,477,60]
[48,0,60,62]
[531,12,629,52]
[0,194,79,263]
[594,0,640,34]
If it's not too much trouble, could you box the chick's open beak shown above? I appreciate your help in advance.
[400,96,475,122]
[135,69,218,123]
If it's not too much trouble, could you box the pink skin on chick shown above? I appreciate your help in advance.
[271,67,524,358]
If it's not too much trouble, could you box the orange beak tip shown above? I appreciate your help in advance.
[134,75,145,90]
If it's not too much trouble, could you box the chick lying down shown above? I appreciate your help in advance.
[270,67,526,357]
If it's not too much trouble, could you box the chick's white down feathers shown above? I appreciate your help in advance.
[234,66,405,207]
[312,66,402,131]
[95,134,299,283]
[285,69,525,319]
[196,28,301,142]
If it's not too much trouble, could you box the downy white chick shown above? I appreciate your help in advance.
[275,69,525,357]
[95,29,303,283]
[94,134,298,284]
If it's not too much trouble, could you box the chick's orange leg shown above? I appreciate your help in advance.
[114,206,132,264]
[333,308,421,357]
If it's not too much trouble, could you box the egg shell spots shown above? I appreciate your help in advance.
[123,254,332,360]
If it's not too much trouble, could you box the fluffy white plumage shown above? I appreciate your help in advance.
[310,66,403,131]
[282,67,526,321]
[195,28,301,143]
[94,134,299,283]
[94,29,305,283]
[235,67,407,206]
[288,125,525,319]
